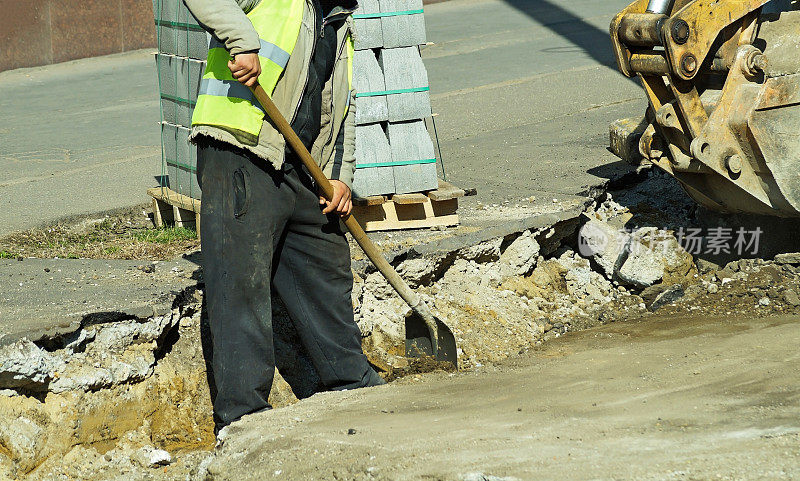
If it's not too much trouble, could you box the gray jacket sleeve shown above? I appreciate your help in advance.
[183,0,261,55]
[340,91,357,189]
[323,92,356,189]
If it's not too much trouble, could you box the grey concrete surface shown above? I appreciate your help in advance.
[0,50,161,236]
[208,312,800,480]
[0,257,198,346]
[424,0,645,202]
[0,0,643,237]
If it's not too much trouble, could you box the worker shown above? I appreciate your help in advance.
[184,0,385,434]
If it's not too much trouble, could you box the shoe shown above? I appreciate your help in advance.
[363,367,387,387]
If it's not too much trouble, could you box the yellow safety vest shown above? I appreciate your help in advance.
[192,0,355,142]
[191,0,304,140]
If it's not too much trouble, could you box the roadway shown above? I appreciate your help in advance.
[0,0,644,236]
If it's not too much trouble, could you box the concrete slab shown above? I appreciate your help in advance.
[387,120,438,193]
[353,123,395,197]
[380,0,426,48]
[0,257,198,346]
[353,0,383,50]
[353,49,389,125]
[379,46,431,121]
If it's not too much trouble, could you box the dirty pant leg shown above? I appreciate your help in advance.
[198,142,290,427]
[271,166,375,390]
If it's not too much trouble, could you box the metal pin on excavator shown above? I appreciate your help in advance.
[609,0,800,217]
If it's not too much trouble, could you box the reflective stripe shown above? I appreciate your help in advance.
[259,40,290,68]
[199,78,264,112]
[208,37,290,68]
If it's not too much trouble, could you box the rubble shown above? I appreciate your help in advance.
[0,340,63,390]
[497,230,540,280]
[132,446,172,468]
[648,284,686,311]
[775,252,800,265]
[579,216,695,289]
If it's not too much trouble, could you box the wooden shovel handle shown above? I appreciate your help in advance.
[250,84,432,326]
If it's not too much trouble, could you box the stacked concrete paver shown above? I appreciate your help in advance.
[153,0,208,199]
[352,0,438,197]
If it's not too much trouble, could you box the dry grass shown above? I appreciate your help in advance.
[0,207,201,261]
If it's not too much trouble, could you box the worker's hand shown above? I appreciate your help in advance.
[228,53,261,87]
[320,180,352,217]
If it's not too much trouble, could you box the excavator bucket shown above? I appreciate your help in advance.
[608,0,800,217]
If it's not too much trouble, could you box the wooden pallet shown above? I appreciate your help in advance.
[352,180,465,232]
[148,179,465,236]
[147,187,201,235]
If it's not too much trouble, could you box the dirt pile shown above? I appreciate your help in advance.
[349,170,800,377]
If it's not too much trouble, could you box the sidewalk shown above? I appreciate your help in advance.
[0,49,161,235]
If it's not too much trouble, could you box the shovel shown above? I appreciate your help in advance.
[250,84,458,368]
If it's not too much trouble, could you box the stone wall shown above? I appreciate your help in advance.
[0,0,155,72]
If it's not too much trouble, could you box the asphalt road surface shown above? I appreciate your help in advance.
[0,0,643,236]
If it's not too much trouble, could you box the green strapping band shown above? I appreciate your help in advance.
[356,159,436,169]
[161,93,197,107]
[155,19,206,31]
[166,159,197,173]
[353,9,423,18]
[356,86,429,97]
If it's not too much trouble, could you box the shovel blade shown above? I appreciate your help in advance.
[405,314,458,369]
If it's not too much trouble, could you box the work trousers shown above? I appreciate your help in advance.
[197,140,380,428]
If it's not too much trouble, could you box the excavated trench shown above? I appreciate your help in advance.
[3,169,800,480]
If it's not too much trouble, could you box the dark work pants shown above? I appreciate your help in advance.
[197,141,381,428]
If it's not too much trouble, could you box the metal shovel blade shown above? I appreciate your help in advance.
[405,313,458,369]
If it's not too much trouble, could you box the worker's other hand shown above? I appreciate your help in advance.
[320,180,352,217]
[228,53,261,87]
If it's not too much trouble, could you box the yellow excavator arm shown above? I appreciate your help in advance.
[609,0,800,217]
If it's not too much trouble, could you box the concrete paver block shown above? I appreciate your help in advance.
[173,56,191,126]
[353,123,395,197]
[187,30,211,59]
[387,120,437,193]
[161,122,200,198]
[170,125,201,198]
[354,0,383,50]
[153,0,179,22]
[380,0,426,48]
[178,2,210,59]
[161,122,178,184]
[353,50,389,125]
[173,57,205,127]
[156,54,176,97]
[156,54,179,124]
[609,116,646,165]
[154,0,179,55]
[156,25,178,56]
[154,0,209,58]
[159,56,204,127]
[379,47,431,122]
[188,59,205,104]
